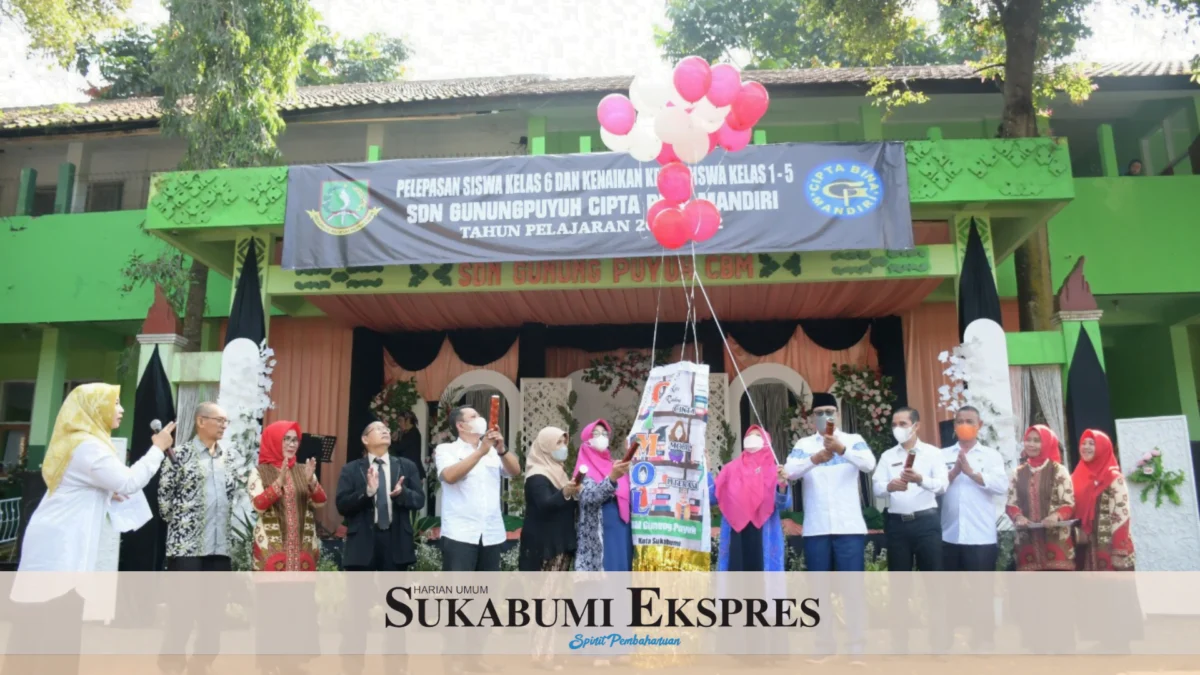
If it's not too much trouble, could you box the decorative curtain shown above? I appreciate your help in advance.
[1029,366,1069,468]
[384,339,519,402]
[1009,366,1031,440]
[746,383,790,463]
[725,327,877,393]
[176,383,216,444]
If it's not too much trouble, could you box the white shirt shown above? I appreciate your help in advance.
[435,438,508,547]
[872,441,948,514]
[784,431,877,537]
[14,441,164,603]
[939,442,1009,545]
[364,453,393,526]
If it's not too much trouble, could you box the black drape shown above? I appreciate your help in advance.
[800,319,871,351]
[1065,329,1116,463]
[517,323,547,380]
[347,328,384,462]
[869,316,908,408]
[381,331,444,371]
[225,238,266,347]
[119,346,175,574]
[725,320,797,356]
[957,218,1003,341]
[448,328,520,366]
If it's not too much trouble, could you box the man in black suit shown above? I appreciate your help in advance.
[390,411,426,483]
[336,421,425,570]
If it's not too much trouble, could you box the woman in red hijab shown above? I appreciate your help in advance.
[1072,429,1135,571]
[708,425,790,571]
[1005,425,1076,570]
[249,420,327,571]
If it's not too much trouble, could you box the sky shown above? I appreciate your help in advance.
[1,0,1197,108]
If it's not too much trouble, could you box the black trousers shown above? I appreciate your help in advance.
[885,510,944,571]
[345,527,400,572]
[441,536,503,572]
[160,555,231,673]
[943,542,998,571]
[2,590,83,675]
[942,543,998,650]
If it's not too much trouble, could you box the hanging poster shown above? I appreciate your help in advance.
[281,142,913,269]
[628,361,711,571]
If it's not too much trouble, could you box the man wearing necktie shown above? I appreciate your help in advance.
[336,421,425,571]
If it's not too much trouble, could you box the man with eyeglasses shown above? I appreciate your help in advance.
[158,401,238,675]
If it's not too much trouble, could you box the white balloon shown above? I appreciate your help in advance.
[654,107,693,146]
[692,99,729,133]
[629,72,673,114]
[600,127,632,152]
[628,117,663,162]
[674,125,710,164]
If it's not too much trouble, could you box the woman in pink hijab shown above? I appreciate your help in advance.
[574,419,633,571]
[708,425,790,571]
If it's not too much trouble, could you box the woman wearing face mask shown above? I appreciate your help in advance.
[1005,425,1076,571]
[574,419,634,572]
[1071,429,1135,571]
[518,426,581,572]
[708,426,790,571]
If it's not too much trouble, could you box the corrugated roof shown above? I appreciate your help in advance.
[1,61,1193,133]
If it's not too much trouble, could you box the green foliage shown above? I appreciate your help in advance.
[1127,451,1186,507]
[118,225,191,316]
[582,349,671,397]
[829,363,896,457]
[369,378,420,436]
[2,0,130,67]
[156,0,316,172]
[996,528,1015,571]
[505,431,526,517]
[556,390,582,473]
[299,25,409,86]
[74,26,163,99]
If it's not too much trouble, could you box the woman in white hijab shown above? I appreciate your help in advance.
[5,383,175,671]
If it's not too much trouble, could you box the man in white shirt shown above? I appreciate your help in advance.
[436,406,521,572]
[783,392,877,571]
[872,406,948,571]
[940,406,1009,570]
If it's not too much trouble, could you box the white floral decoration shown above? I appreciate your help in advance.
[937,338,1007,461]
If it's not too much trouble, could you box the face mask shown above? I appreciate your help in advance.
[955,423,978,442]
[814,413,837,431]
[468,417,488,436]
[892,426,912,444]
[743,435,764,451]
[591,436,610,451]
[551,445,569,462]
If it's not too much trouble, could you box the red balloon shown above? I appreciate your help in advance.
[645,199,671,229]
[652,207,690,249]
[684,200,721,242]
[728,81,769,131]
[716,121,751,152]
[656,161,693,205]
[673,56,713,104]
[708,131,718,153]
[656,143,679,165]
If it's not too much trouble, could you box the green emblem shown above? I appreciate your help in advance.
[306,180,382,236]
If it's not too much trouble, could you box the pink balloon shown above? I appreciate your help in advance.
[645,199,671,229]
[656,143,679,165]
[652,207,690,250]
[656,161,693,205]
[597,94,636,135]
[684,200,721,242]
[708,131,719,153]
[707,64,742,107]
[728,81,769,131]
[673,56,712,104]
[716,122,751,152]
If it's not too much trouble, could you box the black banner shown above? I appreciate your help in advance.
[281,142,913,269]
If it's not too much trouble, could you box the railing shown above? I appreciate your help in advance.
[0,497,20,545]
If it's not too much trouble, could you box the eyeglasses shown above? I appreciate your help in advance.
[283,437,300,446]
[201,416,229,426]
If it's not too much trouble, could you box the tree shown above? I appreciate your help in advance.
[76,23,410,100]
[1,0,129,67]
[154,0,316,351]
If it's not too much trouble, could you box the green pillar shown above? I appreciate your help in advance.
[579,135,591,153]
[752,129,767,145]
[860,104,883,141]
[527,117,547,156]
[1097,124,1119,178]
[16,168,37,216]
[1170,324,1200,439]
[55,163,76,214]
[27,328,69,469]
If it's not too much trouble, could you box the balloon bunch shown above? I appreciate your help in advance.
[596,57,770,249]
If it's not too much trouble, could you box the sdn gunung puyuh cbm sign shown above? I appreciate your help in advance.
[280,142,913,270]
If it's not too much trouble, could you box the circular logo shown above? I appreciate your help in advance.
[631,461,656,487]
[308,180,382,236]
[805,162,884,218]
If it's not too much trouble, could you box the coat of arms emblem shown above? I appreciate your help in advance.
[306,180,382,235]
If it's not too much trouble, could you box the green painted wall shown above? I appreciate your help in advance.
[1049,177,1200,295]
[0,210,232,325]
[1104,325,1183,419]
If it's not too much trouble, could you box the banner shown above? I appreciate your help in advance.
[281,142,913,269]
[628,361,711,571]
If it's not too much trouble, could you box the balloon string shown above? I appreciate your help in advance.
[648,251,666,373]
[677,253,695,362]
[687,245,764,435]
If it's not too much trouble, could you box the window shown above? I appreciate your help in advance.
[2,429,26,470]
[0,382,34,423]
[31,187,56,216]
[63,380,98,398]
[85,181,124,212]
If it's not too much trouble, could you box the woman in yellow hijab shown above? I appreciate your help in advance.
[16,383,176,575]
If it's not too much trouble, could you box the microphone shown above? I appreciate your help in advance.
[151,419,179,465]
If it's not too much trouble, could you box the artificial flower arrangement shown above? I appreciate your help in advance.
[1127,448,1186,507]
[369,377,421,436]
[830,363,896,456]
